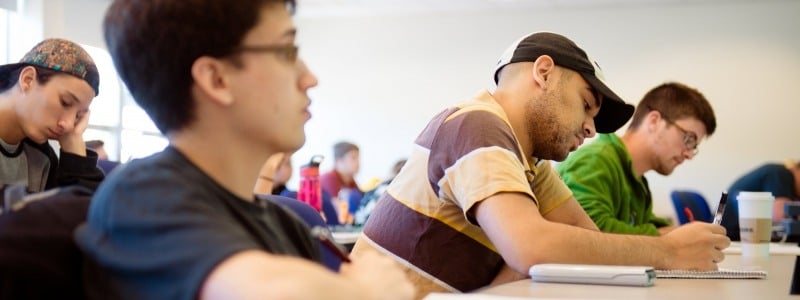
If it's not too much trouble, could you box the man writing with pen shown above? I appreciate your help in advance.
[558,82,717,235]
[352,33,729,299]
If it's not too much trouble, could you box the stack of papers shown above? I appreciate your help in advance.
[655,268,767,279]
[423,293,549,300]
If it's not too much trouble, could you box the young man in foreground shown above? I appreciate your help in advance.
[75,1,413,299]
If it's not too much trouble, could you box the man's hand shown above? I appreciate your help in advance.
[661,222,730,271]
[341,250,415,300]
[58,110,90,156]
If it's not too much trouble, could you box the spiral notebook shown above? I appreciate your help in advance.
[655,268,767,279]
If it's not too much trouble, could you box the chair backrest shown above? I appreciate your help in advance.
[0,185,92,300]
[671,190,713,224]
[319,190,343,226]
[280,190,340,226]
[260,195,343,271]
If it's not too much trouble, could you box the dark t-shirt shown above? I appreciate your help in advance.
[1,138,104,193]
[75,147,320,300]
[721,163,797,240]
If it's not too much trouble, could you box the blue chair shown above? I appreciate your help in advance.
[280,190,339,226]
[320,190,341,226]
[260,195,343,271]
[346,189,364,215]
[670,190,713,224]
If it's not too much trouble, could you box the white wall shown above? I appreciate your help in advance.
[55,0,108,48]
[294,1,800,220]
[6,0,108,57]
[34,0,800,221]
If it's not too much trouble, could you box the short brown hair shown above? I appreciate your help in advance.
[628,82,716,136]
[1,66,62,93]
[333,141,359,160]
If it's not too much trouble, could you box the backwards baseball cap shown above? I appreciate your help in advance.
[494,32,633,133]
[0,38,99,96]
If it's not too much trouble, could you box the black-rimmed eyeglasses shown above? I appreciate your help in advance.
[664,118,699,156]
[229,44,299,63]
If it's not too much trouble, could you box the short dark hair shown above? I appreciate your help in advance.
[333,141,359,160]
[628,82,717,136]
[1,66,61,93]
[103,0,296,134]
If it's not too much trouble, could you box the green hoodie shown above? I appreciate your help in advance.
[557,134,670,235]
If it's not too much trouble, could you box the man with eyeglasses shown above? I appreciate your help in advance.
[74,0,414,299]
[558,82,717,235]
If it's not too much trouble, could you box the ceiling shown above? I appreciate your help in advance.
[295,0,766,17]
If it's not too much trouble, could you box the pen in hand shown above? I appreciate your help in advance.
[311,226,351,263]
[712,192,728,225]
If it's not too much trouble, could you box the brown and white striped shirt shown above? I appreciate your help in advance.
[355,90,572,296]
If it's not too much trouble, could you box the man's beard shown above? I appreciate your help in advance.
[525,86,572,161]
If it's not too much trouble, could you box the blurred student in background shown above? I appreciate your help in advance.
[321,141,363,224]
[271,153,294,195]
[355,158,406,226]
[85,139,121,175]
[721,160,800,240]
[321,141,361,195]
[254,152,293,196]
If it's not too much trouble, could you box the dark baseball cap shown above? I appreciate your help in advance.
[494,32,633,133]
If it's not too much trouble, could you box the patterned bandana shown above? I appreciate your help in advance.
[17,38,99,95]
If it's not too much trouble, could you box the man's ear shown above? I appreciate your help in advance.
[531,55,555,90]
[644,110,662,133]
[18,66,37,93]
[191,56,234,106]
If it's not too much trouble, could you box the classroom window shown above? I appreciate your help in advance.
[82,45,166,162]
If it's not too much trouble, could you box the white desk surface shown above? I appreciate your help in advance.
[723,242,800,256]
[331,231,360,245]
[475,255,798,300]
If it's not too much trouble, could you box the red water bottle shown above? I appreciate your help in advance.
[298,155,324,212]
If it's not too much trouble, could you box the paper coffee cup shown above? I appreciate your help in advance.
[737,191,774,257]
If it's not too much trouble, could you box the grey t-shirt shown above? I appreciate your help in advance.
[0,138,50,192]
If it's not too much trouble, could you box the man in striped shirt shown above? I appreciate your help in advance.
[351,32,730,299]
